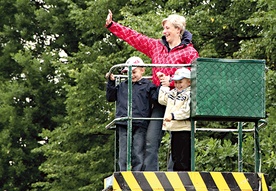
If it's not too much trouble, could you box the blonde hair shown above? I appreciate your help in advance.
[162,14,186,37]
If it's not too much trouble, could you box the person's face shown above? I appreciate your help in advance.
[163,21,181,43]
[130,67,145,82]
[174,78,190,92]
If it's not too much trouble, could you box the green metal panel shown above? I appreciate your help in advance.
[191,58,266,121]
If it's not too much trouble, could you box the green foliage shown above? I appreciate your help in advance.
[0,0,275,190]
[158,132,171,171]
[234,0,276,69]
[32,127,114,191]
[0,79,46,190]
[260,69,276,186]
[196,138,238,171]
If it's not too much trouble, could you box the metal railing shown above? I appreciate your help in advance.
[107,63,189,171]
[105,63,267,172]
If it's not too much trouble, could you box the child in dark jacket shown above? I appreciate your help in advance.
[106,57,157,171]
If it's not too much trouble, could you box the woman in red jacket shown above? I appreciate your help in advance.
[105,9,199,171]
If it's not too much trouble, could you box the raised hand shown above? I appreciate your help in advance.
[106,9,113,26]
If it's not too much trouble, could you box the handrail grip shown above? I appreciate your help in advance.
[105,117,163,129]
[108,63,191,75]
[106,118,267,131]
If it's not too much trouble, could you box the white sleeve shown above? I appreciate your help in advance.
[158,86,170,106]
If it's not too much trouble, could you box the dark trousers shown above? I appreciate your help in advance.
[117,125,147,171]
[171,131,191,171]
[143,102,165,171]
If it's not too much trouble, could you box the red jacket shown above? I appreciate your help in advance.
[107,22,199,87]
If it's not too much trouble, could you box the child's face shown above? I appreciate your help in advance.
[131,67,145,82]
[174,78,190,92]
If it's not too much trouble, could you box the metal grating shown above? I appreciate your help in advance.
[191,58,266,121]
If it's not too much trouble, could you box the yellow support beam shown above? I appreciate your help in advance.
[104,171,269,191]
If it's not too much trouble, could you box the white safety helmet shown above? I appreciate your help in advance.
[171,67,191,80]
[121,57,145,73]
